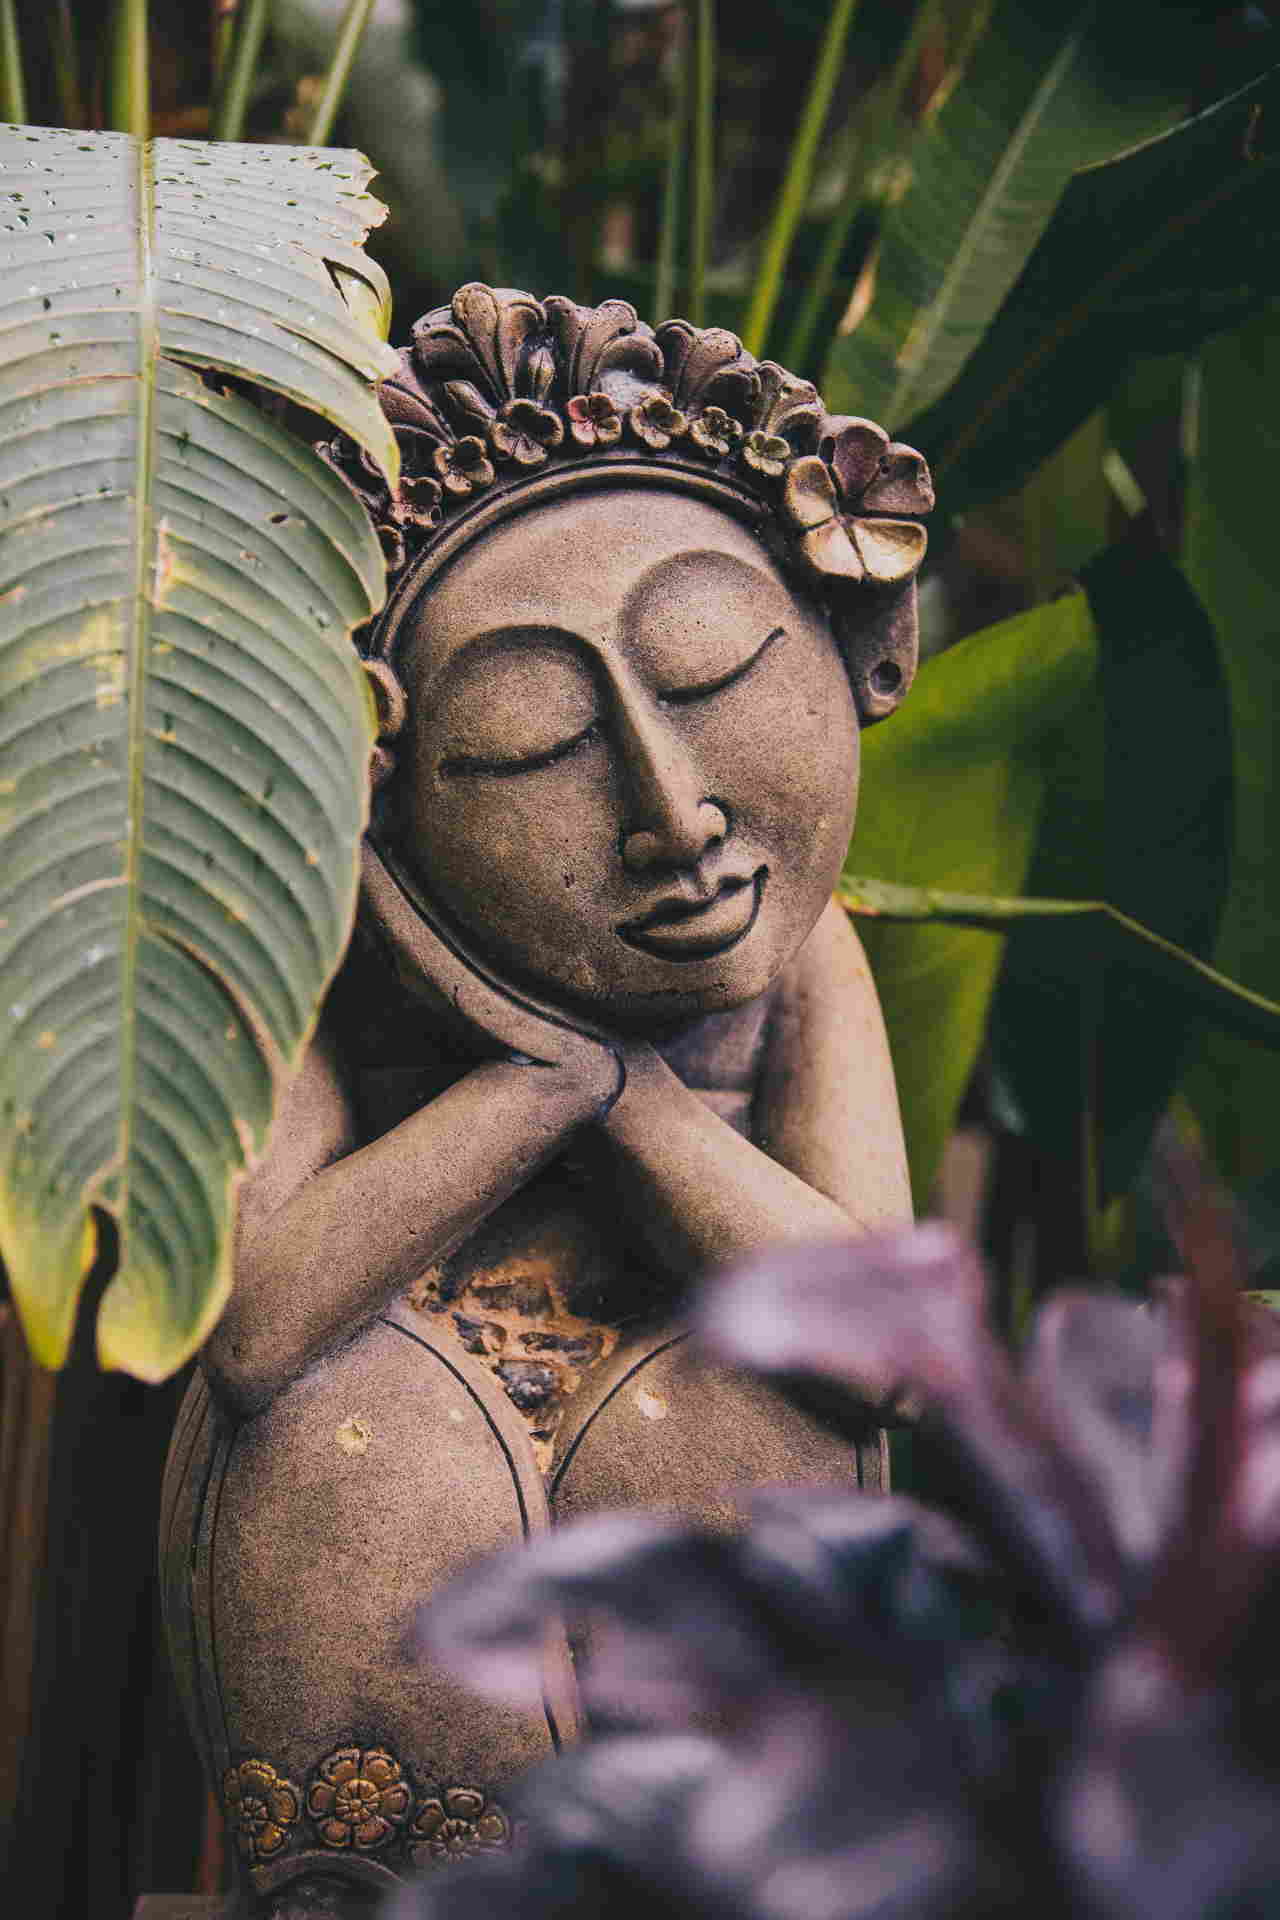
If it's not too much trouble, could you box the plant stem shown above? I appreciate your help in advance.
[50,0,83,128]
[688,0,715,327]
[0,0,27,125]
[305,0,376,146]
[212,0,239,84]
[742,0,860,358]
[784,0,935,373]
[655,8,690,319]
[106,0,149,139]
[212,0,269,142]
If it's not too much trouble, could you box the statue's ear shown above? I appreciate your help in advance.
[832,580,919,725]
[363,658,407,788]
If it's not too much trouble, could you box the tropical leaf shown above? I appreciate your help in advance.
[822,0,1193,430]
[990,546,1233,1202]
[0,126,398,1379]
[839,880,1280,1049]
[911,64,1280,513]
[1180,306,1280,1183]
[845,589,1097,1203]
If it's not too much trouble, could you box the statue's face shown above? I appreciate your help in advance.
[396,487,859,1029]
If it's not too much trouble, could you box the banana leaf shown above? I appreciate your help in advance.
[911,64,1280,512]
[822,0,1193,430]
[0,126,398,1379]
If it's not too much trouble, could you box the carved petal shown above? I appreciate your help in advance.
[354,1813,391,1850]
[320,1818,351,1848]
[306,1781,337,1817]
[362,1749,400,1790]
[800,521,865,582]
[445,1787,486,1821]
[323,1747,362,1787]
[547,295,662,400]
[860,442,936,516]
[257,1820,288,1857]
[413,1798,446,1837]
[755,361,823,448]
[378,1781,411,1821]
[477,1809,510,1847]
[450,283,543,400]
[847,516,928,583]
[656,320,752,413]
[824,417,890,504]
[782,455,839,531]
[267,1782,300,1826]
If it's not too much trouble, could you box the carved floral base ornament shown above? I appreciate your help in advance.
[159,285,931,1914]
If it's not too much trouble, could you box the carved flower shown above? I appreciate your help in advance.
[306,1745,411,1852]
[740,429,790,478]
[408,1787,512,1867]
[566,392,623,449]
[780,454,926,585]
[222,1759,301,1864]
[431,435,494,496]
[489,397,564,468]
[627,392,687,450]
[689,405,744,459]
[375,522,406,572]
[395,470,444,528]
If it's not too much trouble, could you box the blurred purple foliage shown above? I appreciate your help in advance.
[391,1154,1280,1920]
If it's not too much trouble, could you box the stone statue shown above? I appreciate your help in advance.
[159,286,933,1915]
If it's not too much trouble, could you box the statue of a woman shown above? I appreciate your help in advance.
[159,287,932,1915]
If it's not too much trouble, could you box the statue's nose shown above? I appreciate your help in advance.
[616,703,728,875]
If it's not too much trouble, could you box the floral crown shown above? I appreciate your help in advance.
[323,283,934,722]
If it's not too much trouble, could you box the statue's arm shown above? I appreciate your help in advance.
[202,1021,617,1417]
[751,899,912,1227]
[598,901,911,1276]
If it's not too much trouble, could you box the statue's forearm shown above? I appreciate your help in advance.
[204,1059,606,1415]
[598,1044,850,1279]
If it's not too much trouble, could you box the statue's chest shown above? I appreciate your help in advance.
[401,1087,754,1471]
[350,998,771,1470]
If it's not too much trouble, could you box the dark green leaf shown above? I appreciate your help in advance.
[823,0,1192,429]
[912,66,1280,513]
[1180,306,1280,1183]
[990,546,1233,1198]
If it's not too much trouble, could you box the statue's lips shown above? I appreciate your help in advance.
[618,869,767,960]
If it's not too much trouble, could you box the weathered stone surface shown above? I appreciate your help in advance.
[159,286,929,1917]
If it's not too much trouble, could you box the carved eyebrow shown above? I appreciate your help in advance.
[658,626,785,705]
[439,719,601,780]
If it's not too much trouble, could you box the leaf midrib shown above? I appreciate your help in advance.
[887,11,1092,424]
[932,123,1280,475]
[115,133,158,1211]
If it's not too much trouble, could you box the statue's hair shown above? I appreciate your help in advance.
[322,284,933,723]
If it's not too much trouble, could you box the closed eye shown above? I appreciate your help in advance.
[659,626,784,706]
[439,720,601,779]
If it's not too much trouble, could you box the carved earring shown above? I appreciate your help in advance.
[363,659,407,788]
[834,582,919,726]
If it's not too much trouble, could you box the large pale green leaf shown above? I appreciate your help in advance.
[0,126,398,1379]
[911,65,1280,513]
[822,0,1191,429]
[845,590,1097,1203]
[1181,306,1280,1182]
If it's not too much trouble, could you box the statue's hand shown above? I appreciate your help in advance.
[359,840,625,1115]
